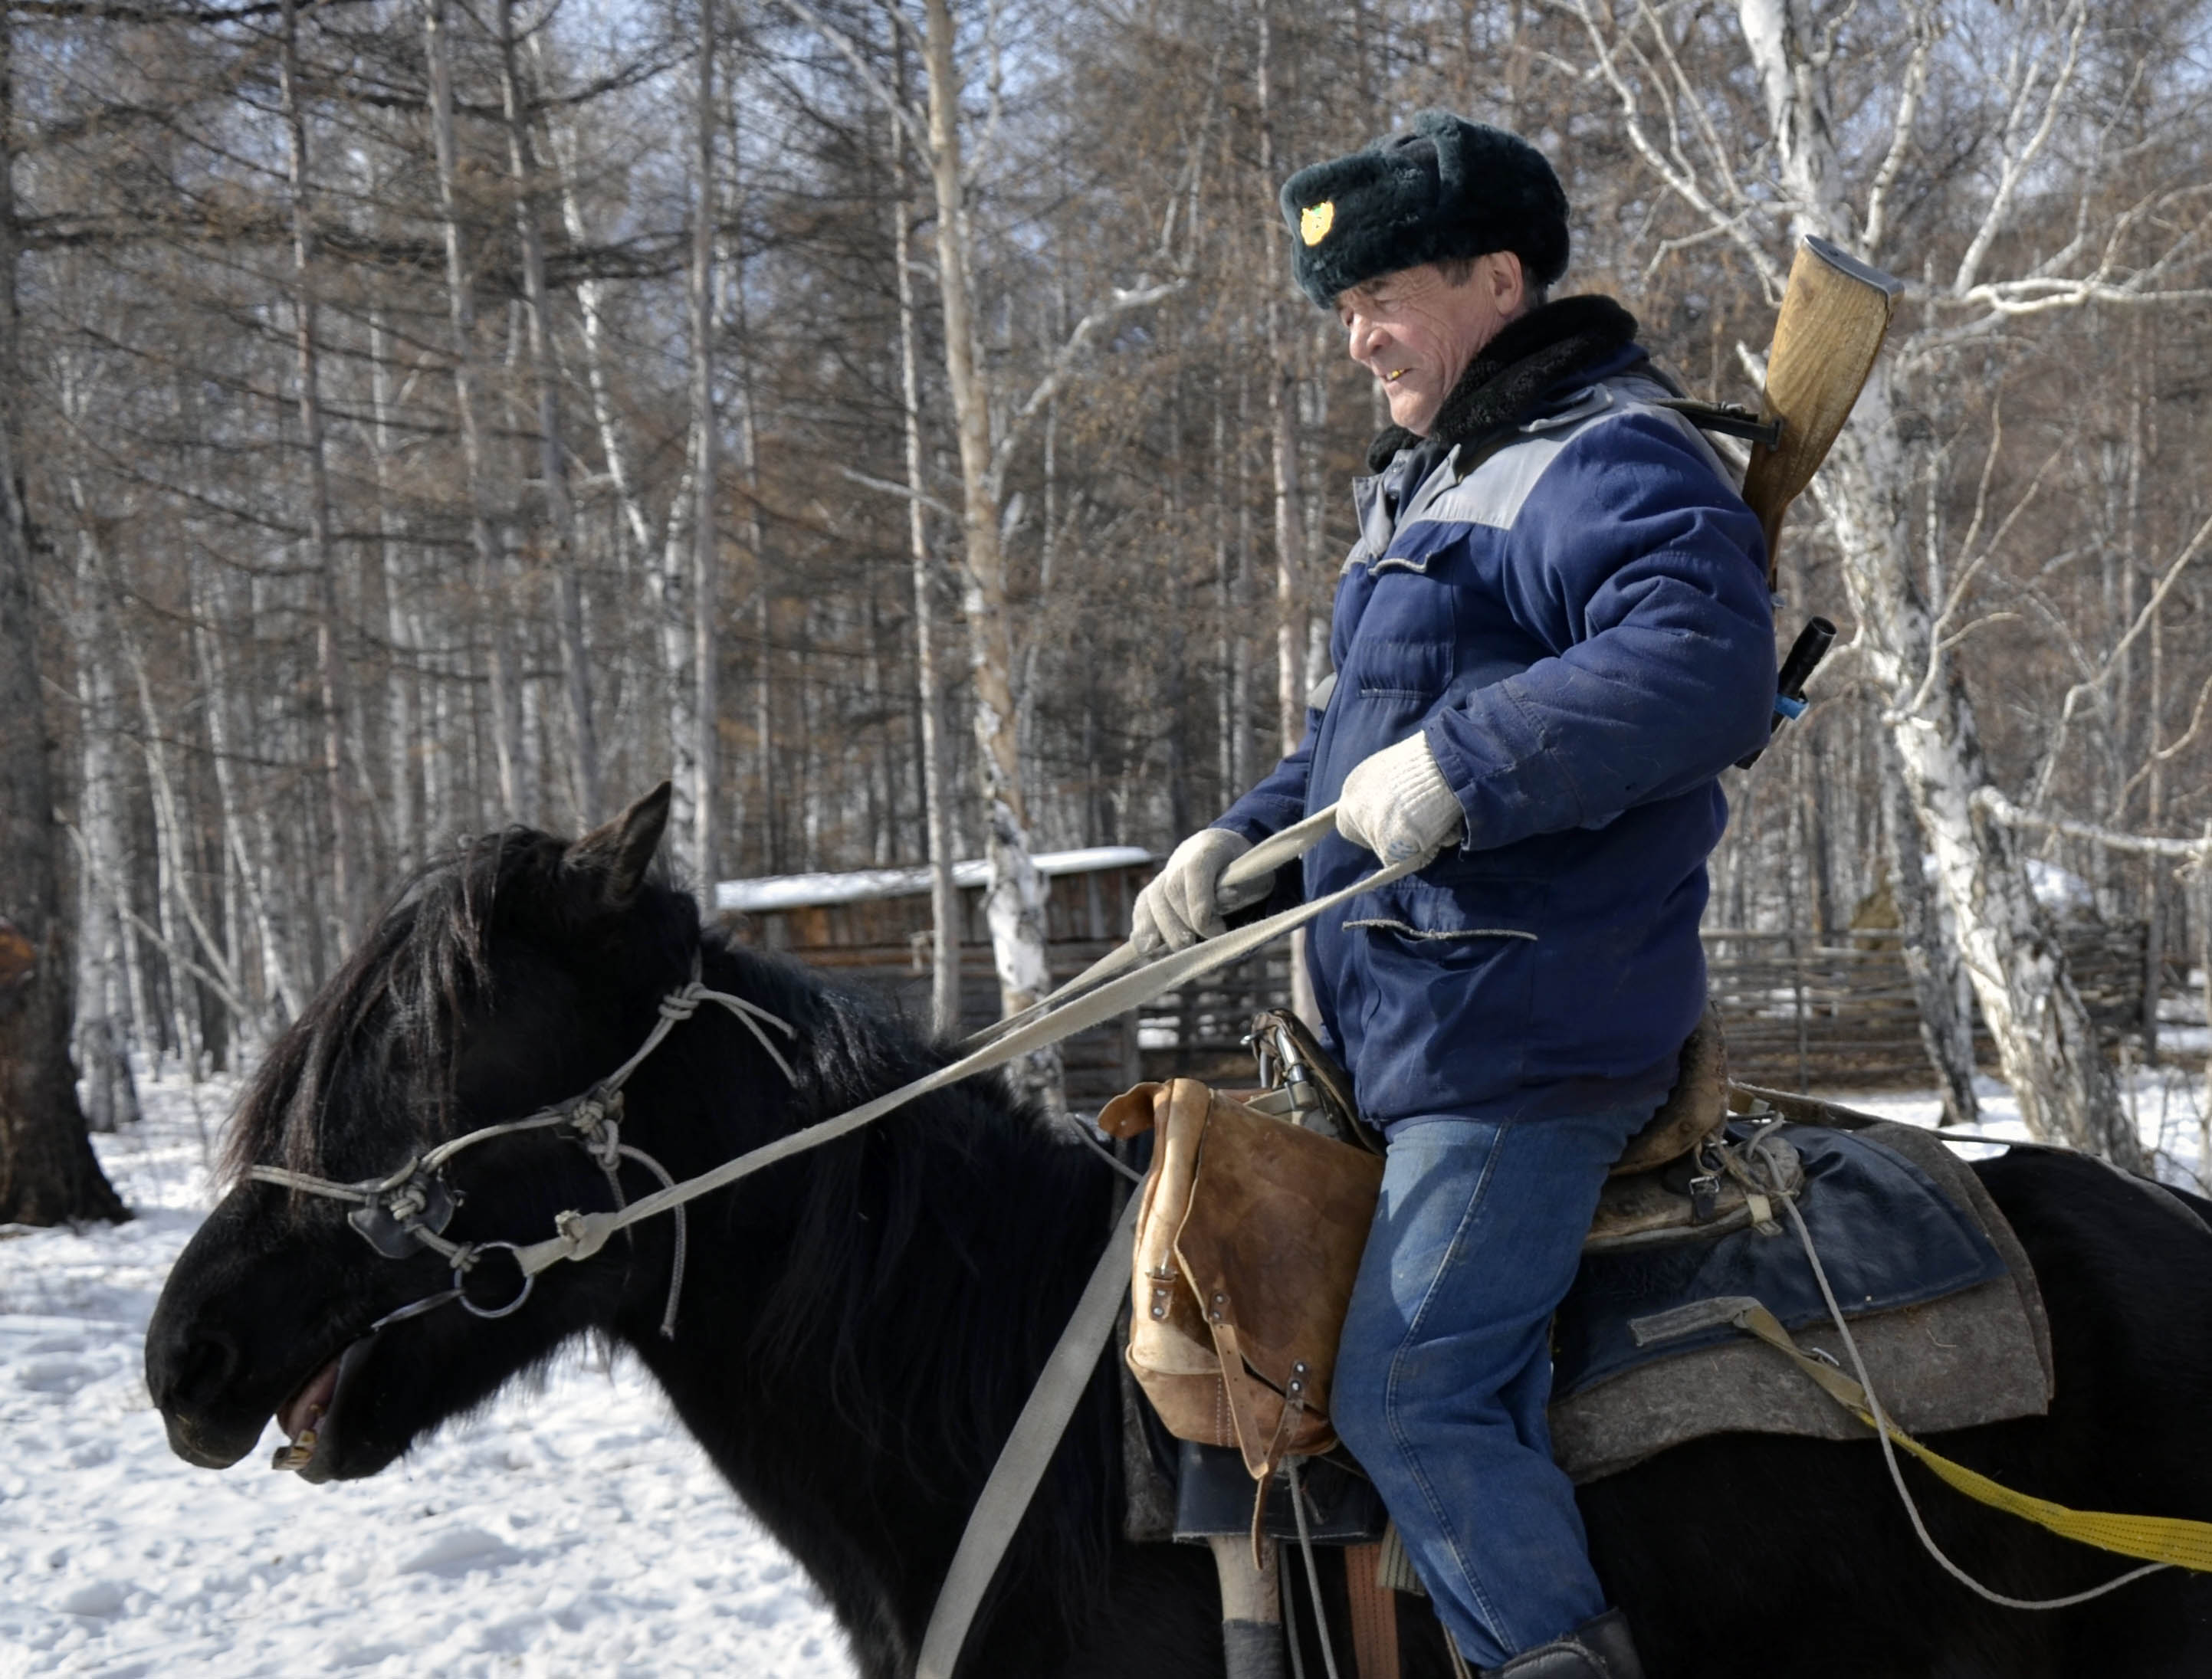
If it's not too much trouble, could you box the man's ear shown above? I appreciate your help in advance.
[566,782,672,908]
[1487,249,1527,316]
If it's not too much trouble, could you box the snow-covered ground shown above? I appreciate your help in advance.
[1834,1064,2210,1195]
[5,1054,2206,1678]
[0,1067,856,1679]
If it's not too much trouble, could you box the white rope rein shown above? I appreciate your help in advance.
[1709,1121,2168,1612]
[512,841,1419,1284]
[1779,1166,2168,1611]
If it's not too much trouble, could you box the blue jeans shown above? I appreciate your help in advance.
[1331,1108,1652,1668]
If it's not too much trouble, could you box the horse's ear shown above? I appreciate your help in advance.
[567,782,672,908]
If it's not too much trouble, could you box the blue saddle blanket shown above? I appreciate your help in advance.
[1551,1123,2007,1399]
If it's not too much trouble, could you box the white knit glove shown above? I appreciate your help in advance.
[1336,733,1464,865]
[1132,829,1272,955]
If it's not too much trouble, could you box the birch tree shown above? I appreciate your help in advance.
[1253,0,1308,757]
[891,98,963,1035]
[688,0,720,884]
[1567,0,2212,1161]
[424,0,524,817]
[277,0,366,950]
[772,0,1186,1107]
[496,0,602,823]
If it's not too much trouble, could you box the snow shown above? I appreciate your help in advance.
[0,1068,857,1679]
[1910,852,2095,920]
[2022,858,2095,919]
[714,845,1153,913]
[1818,1063,2210,1193]
[7,1051,2208,1677]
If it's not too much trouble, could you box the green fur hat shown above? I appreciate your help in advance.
[1278,112,1569,308]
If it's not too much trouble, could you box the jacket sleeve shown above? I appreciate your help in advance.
[1213,727,1315,845]
[1420,411,1775,851]
[1210,560,1365,844]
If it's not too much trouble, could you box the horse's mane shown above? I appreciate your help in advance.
[725,959,1121,1637]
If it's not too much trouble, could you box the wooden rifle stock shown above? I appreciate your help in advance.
[1740,237,1905,588]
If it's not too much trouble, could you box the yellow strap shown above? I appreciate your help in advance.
[1733,1304,2212,1573]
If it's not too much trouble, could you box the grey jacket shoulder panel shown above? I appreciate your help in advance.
[1382,375,1731,548]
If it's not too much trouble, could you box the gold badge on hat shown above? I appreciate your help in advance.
[1300,201,1334,245]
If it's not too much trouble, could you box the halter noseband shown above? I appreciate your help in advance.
[248,953,797,1340]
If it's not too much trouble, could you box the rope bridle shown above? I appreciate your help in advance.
[248,953,799,1340]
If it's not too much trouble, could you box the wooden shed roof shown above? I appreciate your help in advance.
[713,846,1154,914]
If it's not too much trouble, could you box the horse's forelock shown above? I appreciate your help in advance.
[220,830,526,1186]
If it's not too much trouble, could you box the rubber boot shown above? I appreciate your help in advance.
[1478,1609,1645,1679]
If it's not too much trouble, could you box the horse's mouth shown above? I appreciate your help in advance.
[272,1336,373,1481]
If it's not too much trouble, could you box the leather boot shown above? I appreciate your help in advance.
[1477,1609,1645,1679]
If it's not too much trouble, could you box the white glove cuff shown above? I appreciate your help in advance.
[1340,730,1465,864]
[1384,733,1462,846]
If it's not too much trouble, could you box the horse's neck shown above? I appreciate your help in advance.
[636,955,1121,1668]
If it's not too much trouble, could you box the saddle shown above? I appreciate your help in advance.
[1099,1010,1743,1494]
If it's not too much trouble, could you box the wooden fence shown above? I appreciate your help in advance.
[1698,924,2151,1092]
[721,854,1157,1107]
[1117,925,2152,1097]
[723,859,2154,1107]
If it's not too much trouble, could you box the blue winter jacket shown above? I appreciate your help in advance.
[1215,352,1776,1130]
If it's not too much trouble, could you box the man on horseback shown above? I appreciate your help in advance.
[1132,113,1777,1678]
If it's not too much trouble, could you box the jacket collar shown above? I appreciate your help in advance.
[1364,293,1642,474]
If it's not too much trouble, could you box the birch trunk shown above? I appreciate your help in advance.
[423,0,523,817]
[368,303,418,873]
[656,474,701,861]
[918,0,1061,1109]
[686,6,720,884]
[717,56,771,874]
[1213,389,1236,801]
[1231,373,1254,791]
[0,18,126,1223]
[69,537,138,1128]
[892,107,963,1035]
[494,0,601,824]
[197,568,301,1027]
[1737,0,2132,1161]
[1254,0,1308,757]
[536,64,655,564]
[1882,733,1981,1126]
[277,0,364,953]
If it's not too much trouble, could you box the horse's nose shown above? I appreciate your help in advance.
[146,1317,261,1467]
[147,1316,241,1416]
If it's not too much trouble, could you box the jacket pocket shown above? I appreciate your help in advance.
[1346,635,1452,701]
[1338,874,1544,946]
[1331,877,1547,1107]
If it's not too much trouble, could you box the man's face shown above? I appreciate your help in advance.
[1337,254,1527,435]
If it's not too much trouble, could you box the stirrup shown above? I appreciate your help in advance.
[1475,1609,1645,1679]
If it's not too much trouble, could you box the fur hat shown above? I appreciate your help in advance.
[1278,112,1569,308]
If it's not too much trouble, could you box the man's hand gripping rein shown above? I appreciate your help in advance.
[1134,733,1460,955]
[1133,830,1273,955]
[1337,732,1464,866]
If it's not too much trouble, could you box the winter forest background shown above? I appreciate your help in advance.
[5,0,2212,1218]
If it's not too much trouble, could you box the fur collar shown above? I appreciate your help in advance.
[1365,293,1640,472]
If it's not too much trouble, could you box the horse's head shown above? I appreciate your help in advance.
[146,783,712,1483]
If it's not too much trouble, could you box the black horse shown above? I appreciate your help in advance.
[148,788,2212,1677]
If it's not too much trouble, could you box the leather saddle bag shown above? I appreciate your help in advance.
[1100,1077,1383,1484]
[1098,1011,1740,1493]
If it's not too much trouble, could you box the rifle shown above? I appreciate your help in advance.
[1733,235,1905,769]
